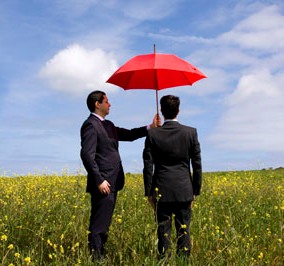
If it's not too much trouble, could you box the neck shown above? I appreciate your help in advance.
[164,116,177,120]
[92,112,105,121]
[95,111,106,119]
[164,117,178,123]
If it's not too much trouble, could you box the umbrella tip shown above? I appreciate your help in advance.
[154,44,156,53]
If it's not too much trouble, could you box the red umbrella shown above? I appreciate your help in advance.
[106,47,206,114]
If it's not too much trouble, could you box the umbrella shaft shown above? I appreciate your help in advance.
[156,90,159,116]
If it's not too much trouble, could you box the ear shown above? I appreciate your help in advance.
[95,101,100,109]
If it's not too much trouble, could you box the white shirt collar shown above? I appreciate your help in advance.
[91,112,104,121]
[164,118,178,123]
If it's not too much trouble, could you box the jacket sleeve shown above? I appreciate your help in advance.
[116,126,148,141]
[190,128,202,195]
[142,136,154,196]
[80,121,104,187]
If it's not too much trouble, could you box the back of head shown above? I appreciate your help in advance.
[160,95,180,119]
[87,90,105,112]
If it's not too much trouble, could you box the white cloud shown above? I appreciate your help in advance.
[209,68,284,152]
[39,44,119,95]
[207,5,284,153]
[172,66,233,97]
[218,5,284,51]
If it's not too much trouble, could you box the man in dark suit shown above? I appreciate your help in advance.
[80,90,159,261]
[143,95,202,259]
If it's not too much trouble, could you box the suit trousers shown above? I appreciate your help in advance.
[156,201,192,257]
[88,192,117,258]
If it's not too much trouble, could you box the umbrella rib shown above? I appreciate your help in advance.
[180,70,193,86]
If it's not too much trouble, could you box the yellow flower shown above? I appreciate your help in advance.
[24,257,31,263]
[14,252,20,258]
[71,242,80,252]
[8,244,14,249]
[181,224,187,229]
[1,234,8,241]
[60,245,64,254]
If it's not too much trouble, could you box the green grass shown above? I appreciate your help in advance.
[0,169,283,265]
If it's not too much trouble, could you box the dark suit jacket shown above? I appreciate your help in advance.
[143,121,202,202]
[80,114,147,193]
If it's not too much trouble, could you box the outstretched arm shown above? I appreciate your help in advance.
[117,114,161,141]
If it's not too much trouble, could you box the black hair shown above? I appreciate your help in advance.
[86,90,106,112]
[160,95,180,119]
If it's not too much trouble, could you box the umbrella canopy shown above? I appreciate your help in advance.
[106,52,206,115]
[106,53,206,90]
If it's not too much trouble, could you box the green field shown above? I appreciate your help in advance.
[0,169,283,265]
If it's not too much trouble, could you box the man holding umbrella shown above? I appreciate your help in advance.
[143,95,202,259]
[80,90,160,261]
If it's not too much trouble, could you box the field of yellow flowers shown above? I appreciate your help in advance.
[0,169,283,265]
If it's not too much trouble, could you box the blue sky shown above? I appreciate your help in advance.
[1,0,284,176]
